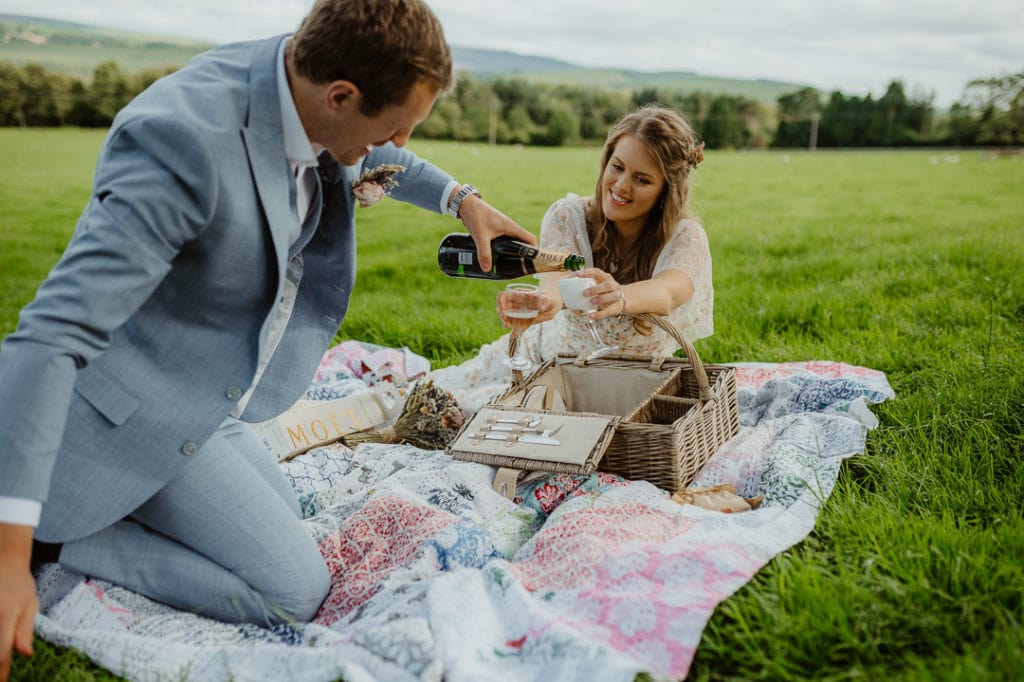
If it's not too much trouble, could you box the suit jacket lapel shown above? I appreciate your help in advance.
[241,35,297,282]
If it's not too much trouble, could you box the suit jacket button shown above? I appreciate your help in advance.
[226,386,243,401]
[181,441,199,456]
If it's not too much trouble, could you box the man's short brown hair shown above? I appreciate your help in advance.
[290,0,453,116]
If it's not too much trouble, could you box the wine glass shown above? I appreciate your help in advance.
[558,274,619,361]
[500,282,548,372]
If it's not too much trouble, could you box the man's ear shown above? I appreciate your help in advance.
[324,80,361,111]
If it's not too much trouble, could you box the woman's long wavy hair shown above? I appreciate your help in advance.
[586,105,702,288]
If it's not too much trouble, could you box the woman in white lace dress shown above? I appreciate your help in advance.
[431,105,713,412]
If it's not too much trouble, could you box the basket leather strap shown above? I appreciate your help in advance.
[520,385,547,409]
[544,387,566,411]
[492,467,521,500]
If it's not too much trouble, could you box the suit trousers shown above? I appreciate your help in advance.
[59,417,330,625]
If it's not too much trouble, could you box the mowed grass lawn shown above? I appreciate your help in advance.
[2,128,1022,681]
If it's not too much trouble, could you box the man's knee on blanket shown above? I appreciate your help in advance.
[259,552,331,624]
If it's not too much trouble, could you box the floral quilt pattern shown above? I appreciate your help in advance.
[34,351,893,682]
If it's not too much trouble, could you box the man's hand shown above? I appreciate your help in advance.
[456,194,536,273]
[0,524,36,682]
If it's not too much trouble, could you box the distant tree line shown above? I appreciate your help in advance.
[775,74,1023,147]
[414,75,780,149]
[1,60,1021,148]
[0,61,175,127]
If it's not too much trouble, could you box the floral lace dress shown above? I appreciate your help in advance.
[430,194,713,413]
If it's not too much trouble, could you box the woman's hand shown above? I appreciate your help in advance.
[578,268,628,320]
[495,288,551,330]
[534,276,563,324]
[506,273,563,326]
[533,288,562,324]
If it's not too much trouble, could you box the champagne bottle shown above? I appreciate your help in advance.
[437,233,585,280]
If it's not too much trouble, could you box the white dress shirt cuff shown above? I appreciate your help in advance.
[0,496,42,527]
[441,180,459,215]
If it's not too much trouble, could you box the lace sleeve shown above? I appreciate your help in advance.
[539,194,593,265]
[654,219,714,341]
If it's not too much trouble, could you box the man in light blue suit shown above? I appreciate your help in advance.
[0,0,536,674]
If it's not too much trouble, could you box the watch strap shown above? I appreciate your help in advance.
[448,184,481,219]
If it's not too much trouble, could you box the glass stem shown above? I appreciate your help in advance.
[509,331,526,367]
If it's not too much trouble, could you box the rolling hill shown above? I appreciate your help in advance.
[1,14,808,102]
[0,14,212,79]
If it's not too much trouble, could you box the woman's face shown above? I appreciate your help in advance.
[600,134,666,232]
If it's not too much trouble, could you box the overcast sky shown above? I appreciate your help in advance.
[3,0,1022,106]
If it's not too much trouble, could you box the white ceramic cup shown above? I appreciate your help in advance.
[558,276,597,312]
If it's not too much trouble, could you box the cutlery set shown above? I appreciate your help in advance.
[471,416,563,446]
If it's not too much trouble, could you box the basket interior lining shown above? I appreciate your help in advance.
[499,364,679,417]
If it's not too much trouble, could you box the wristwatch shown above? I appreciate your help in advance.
[447,184,481,219]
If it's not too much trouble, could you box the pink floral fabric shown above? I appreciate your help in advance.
[33,356,893,682]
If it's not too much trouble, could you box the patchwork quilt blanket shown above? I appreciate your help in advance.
[33,344,893,682]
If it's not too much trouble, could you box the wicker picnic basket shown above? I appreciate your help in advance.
[497,312,740,492]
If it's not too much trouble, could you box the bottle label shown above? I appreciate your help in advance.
[533,250,570,272]
[458,252,474,265]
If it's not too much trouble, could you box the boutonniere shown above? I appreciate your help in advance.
[351,163,406,207]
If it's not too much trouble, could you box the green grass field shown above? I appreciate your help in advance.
[2,129,1022,681]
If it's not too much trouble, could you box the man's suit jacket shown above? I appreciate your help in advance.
[0,34,454,542]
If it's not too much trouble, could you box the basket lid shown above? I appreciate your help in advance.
[447,406,619,474]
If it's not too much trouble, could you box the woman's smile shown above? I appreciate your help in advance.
[608,190,631,207]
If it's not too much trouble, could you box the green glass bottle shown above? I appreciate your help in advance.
[437,233,585,280]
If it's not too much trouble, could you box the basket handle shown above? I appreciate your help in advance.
[631,313,715,401]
